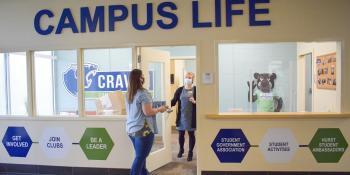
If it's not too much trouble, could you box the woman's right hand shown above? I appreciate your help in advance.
[143,103,167,116]
[157,106,167,113]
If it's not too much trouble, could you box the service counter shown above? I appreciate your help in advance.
[207,112,350,119]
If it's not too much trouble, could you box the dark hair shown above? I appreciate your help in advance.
[127,69,144,103]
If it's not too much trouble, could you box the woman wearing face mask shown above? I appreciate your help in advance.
[126,69,167,175]
[171,72,196,161]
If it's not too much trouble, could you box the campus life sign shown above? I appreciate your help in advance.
[34,0,271,35]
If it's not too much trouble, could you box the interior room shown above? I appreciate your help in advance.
[219,42,341,113]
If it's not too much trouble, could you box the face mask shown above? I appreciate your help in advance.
[184,78,193,86]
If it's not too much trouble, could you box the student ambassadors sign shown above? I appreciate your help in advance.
[34,0,271,35]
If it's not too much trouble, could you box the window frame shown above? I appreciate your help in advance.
[216,41,342,114]
[82,47,134,117]
[0,52,29,117]
[0,53,10,115]
[0,43,198,118]
[33,50,73,117]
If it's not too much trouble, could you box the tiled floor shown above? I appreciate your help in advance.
[151,130,197,175]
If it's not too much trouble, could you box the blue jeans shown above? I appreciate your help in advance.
[129,133,154,175]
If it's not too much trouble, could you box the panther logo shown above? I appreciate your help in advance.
[63,63,99,97]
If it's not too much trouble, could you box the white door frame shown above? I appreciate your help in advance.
[297,52,314,112]
[138,47,172,172]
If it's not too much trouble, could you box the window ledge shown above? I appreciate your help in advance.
[207,112,350,119]
[0,115,127,121]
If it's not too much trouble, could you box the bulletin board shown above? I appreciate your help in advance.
[316,53,336,90]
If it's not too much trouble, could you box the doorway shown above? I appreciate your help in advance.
[304,53,313,112]
[298,53,313,112]
[137,46,197,174]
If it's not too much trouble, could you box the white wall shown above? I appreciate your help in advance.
[184,59,196,75]
[156,46,196,59]
[297,42,340,112]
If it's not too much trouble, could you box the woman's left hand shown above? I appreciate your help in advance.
[189,97,196,104]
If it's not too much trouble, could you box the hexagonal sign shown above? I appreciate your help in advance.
[80,128,114,160]
[39,128,72,159]
[260,128,299,163]
[309,128,348,163]
[211,129,250,163]
[2,127,32,157]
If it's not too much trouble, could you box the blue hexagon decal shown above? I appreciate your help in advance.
[211,129,251,163]
[2,127,33,157]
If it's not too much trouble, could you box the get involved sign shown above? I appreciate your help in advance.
[2,127,33,157]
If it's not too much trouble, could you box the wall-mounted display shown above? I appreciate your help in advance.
[316,53,336,90]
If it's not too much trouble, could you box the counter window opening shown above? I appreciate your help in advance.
[0,52,28,116]
[218,42,341,113]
